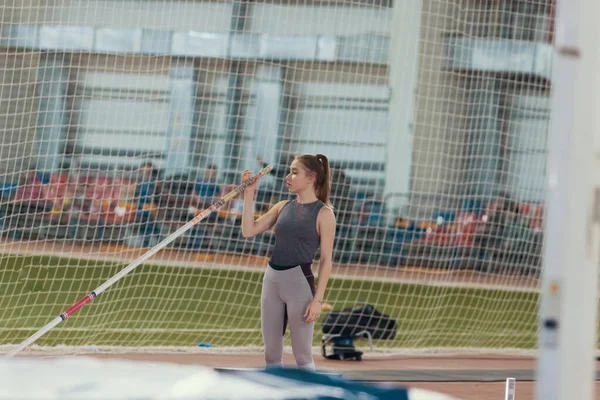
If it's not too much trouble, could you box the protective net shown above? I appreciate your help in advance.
[0,0,554,354]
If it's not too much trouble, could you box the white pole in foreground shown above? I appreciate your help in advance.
[4,165,272,358]
[504,378,515,400]
[536,0,599,399]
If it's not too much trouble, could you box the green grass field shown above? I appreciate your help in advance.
[0,253,539,349]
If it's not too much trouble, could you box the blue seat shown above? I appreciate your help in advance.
[462,198,484,215]
[432,210,455,225]
[360,200,384,227]
[0,181,18,199]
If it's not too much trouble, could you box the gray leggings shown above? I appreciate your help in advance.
[261,263,316,370]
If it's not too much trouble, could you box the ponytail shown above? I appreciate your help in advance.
[315,154,332,208]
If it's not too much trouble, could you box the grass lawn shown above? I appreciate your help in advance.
[0,254,538,349]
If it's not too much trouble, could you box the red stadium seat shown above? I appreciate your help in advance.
[531,205,544,231]
[454,212,479,246]
[14,174,45,203]
[42,174,74,221]
[519,203,531,216]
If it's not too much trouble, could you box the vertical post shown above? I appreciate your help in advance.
[35,54,69,174]
[384,0,421,212]
[464,78,502,202]
[165,64,197,177]
[536,0,598,399]
[247,65,283,175]
[223,0,251,183]
[275,67,292,165]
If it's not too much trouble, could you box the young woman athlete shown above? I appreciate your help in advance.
[241,154,336,370]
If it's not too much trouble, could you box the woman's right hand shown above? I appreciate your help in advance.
[242,170,260,196]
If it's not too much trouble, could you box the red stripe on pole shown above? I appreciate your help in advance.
[64,295,94,318]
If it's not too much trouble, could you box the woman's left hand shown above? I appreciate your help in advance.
[304,299,322,324]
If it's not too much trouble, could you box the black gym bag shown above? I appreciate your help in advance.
[321,303,396,340]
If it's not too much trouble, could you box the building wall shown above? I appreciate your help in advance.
[0,0,551,212]
[3,1,390,35]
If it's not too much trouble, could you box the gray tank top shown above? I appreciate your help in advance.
[270,199,326,268]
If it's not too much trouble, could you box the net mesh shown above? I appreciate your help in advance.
[0,0,554,353]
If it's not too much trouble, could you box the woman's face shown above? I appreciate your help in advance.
[285,159,315,193]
